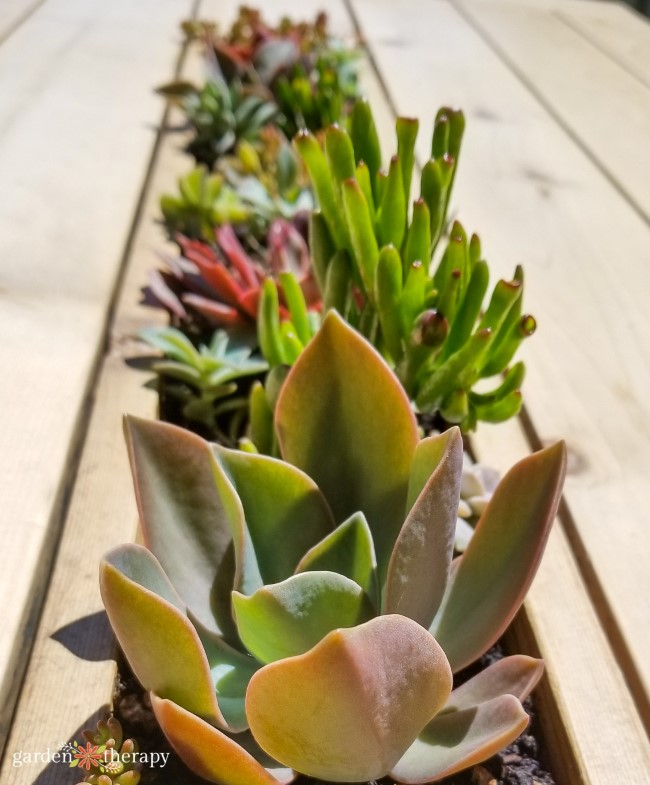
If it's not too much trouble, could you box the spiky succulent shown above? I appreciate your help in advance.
[138,327,267,441]
[101,312,565,785]
[291,100,536,431]
[74,716,139,785]
[158,75,278,168]
[146,220,318,333]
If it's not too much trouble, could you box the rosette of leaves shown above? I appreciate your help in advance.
[101,312,565,785]
[138,326,267,442]
[293,100,536,431]
[157,75,278,168]
[74,716,139,785]
[160,136,313,242]
[146,220,318,333]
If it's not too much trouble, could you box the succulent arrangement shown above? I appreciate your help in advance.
[73,716,140,785]
[106,7,568,784]
[104,313,566,784]
[138,326,267,440]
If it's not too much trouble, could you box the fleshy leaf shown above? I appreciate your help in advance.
[443,655,544,713]
[124,417,238,635]
[213,446,335,584]
[246,615,452,782]
[100,545,224,726]
[197,625,261,731]
[152,696,294,785]
[295,511,378,607]
[275,311,419,581]
[232,572,374,664]
[390,695,528,783]
[385,429,463,626]
[430,442,566,671]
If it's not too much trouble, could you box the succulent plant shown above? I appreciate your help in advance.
[158,74,278,168]
[160,166,250,242]
[293,100,536,431]
[101,312,565,785]
[160,135,314,242]
[146,220,319,333]
[138,326,267,441]
[74,716,140,785]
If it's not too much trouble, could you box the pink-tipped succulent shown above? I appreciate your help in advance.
[146,220,319,331]
[101,312,565,785]
[74,716,139,785]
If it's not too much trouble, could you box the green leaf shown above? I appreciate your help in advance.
[275,312,419,582]
[258,280,287,367]
[341,178,379,300]
[323,249,352,313]
[396,117,419,207]
[279,272,311,346]
[124,417,238,637]
[213,446,335,585]
[246,616,452,782]
[385,429,463,626]
[349,98,382,198]
[100,545,225,727]
[232,572,375,663]
[309,212,335,292]
[295,512,378,606]
[443,655,544,712]
[375,245,405,362]
[377,155,406,250]
[390,695,527,783]
[430,442,566,671]
[152,697,293,785]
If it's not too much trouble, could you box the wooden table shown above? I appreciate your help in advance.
[1,0,649,782]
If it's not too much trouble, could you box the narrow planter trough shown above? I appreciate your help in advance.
[3,3,650,785]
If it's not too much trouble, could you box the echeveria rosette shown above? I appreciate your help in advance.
[100,312,566,784]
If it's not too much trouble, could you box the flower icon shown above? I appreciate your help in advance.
[70,741,104,771]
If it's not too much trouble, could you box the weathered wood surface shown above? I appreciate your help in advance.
[0,0,195,762]
[351,0,650,781]
[3,0,650,783]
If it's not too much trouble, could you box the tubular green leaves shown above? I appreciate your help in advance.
[232,572,374,663]
[275,312,419,581]
[246,616,452,782]
[430,442,567,671]
[341,178,379,299]
[385,429,463,626]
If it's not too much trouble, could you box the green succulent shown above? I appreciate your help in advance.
[158,76,279,169]
[160,166,251,242]
[290,100,536,431]
[273,49,360,138]
[139,326,267,442]
[74,716,139,785]
[102,312,565,785]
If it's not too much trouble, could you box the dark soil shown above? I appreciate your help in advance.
[113,642,555,785]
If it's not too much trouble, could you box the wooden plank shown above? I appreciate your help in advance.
[350,0,650,781]
[557,1,650,90]
[0,0,361,776]
[0,37,195,785]
[0,0,195,759]
[0,0,45,45]
[455,0,650,224]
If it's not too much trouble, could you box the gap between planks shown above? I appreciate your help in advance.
[0,5,199,781]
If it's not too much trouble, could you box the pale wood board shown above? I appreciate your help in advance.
[351,0,650,780]
[0,0,359,776]
[0,41,197,785]
[557,0,650,89]
[0,0,196,761]
[455,0,650,223]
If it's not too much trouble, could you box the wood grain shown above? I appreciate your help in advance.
[0,0,195,764]
[350,0,650,780]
